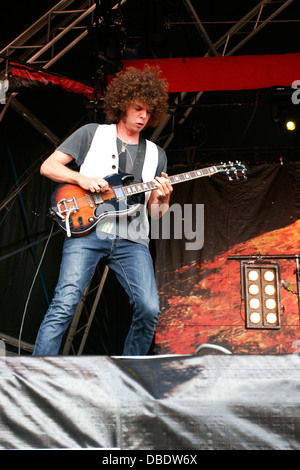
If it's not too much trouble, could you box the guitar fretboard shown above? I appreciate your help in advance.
[122,165,219,197]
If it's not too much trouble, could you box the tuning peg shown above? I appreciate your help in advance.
[241,169,247,180]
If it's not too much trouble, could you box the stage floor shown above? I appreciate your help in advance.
[1,353,300,450]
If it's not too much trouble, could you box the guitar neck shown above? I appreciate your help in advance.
[122,165,220,197]
[168,166,219,186]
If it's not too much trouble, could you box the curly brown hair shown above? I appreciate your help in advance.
[102,65,169,127]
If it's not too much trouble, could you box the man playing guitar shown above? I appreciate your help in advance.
[33,65,172,356]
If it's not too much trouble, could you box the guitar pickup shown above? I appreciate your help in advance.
[92,193,104,205]
[85,193,95,208]
[113,186,125,199]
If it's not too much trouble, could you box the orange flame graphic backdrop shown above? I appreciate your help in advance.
[155,163,300,355]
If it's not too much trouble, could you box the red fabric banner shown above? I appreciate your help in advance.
[10,62,95,99]
[9,54,300,97]
[122,53,300,92]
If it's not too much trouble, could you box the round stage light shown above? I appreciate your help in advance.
[248,270,259,281]
[264,270,275,282]
[266,312,277,324]
[286,120,296,131]
[249,284,259,295]
[265,298,276,310]
[249,312,261,324]
[249,298,260,309]
[264,284,276,296]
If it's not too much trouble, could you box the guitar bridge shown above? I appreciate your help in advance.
[56,196,79,237]
[56,196,79,217]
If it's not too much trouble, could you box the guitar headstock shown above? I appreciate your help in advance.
[217,161,249,180]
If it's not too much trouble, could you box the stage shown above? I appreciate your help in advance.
[1,353,300,450]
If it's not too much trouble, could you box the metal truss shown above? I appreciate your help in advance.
[0,332,34,356]
[63,266,109,355]
[151,0,296,149]
[0,0,127,69]
[214,0,295,57]
[1,0,295,148]
[0,0,128,141]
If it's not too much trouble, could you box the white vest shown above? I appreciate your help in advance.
[80,124,158,205]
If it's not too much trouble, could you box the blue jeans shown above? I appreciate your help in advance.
[33,231,160,356]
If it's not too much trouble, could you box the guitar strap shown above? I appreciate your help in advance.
[118,136,146,204]
[118,135,159,209]
[131,136,146,183]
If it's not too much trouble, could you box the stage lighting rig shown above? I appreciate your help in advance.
[243,262,281,329]
[271,87,299,133]
[90,0,126,76]
[228,253,300,326]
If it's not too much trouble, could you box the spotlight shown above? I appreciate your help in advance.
[285,119,296,131]
[244,263,281,329]
[272,103,299,133]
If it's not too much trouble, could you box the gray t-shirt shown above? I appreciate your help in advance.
[57,123,167,246]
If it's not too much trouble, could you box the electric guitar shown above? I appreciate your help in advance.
[49,162,249,237]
